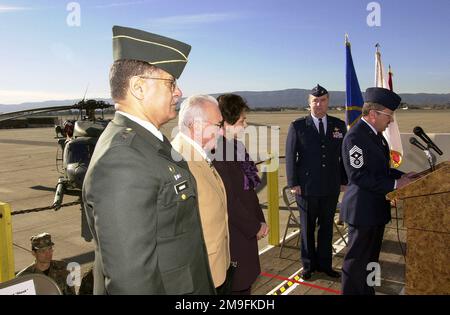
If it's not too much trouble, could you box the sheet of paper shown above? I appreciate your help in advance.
[0,279,36,295]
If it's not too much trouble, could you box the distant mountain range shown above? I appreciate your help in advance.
[1,89,449,113]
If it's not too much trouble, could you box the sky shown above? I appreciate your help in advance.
[0,0,449,104]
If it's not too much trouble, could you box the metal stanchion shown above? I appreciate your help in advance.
[0,202,15,282]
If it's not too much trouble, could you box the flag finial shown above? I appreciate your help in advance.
[375,43,381,52]
[345,34,350,46]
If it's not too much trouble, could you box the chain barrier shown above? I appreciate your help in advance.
[10,201,81,216]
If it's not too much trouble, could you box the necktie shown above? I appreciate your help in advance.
[377,132,385,145]
[378,132,390,163]
[319,118,325,138]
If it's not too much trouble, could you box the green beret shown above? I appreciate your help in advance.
[112,25,191,79]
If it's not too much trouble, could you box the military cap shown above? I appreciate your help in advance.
[31,233,54,250]
[310,84,328,97]
[112,25,191,79]
[365,87,401,111]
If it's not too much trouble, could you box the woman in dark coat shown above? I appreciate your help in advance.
[213,93,269,295]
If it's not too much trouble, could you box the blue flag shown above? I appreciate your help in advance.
[345,37,364,129]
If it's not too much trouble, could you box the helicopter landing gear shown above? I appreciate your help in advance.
[53,177,66,210]
[80,200,93,242]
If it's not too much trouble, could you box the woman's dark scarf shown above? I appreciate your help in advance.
[216,136,261,190]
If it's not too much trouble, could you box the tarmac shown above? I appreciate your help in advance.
[0,125,407,295]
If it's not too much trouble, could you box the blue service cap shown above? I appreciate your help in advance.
[365,87,401,111]
[310,84,328,97]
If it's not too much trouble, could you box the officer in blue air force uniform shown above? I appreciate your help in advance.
[340,87,417,295]
[285,85,347,280]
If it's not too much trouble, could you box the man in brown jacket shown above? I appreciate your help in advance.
[171,94,231,293]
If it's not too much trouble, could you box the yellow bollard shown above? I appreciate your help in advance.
[0,202,15,282]
[266,159,280,246]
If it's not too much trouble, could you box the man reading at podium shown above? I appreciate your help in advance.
[340,87,418,295]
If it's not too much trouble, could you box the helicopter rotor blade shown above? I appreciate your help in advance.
[0,101,114,123]
[0,105,77,122]
[0,105,76,116]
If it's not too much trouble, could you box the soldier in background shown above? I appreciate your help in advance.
[285,84,347,280]
[16,233,75,295]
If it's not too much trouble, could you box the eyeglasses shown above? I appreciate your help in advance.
[139,76,177,92]
[374,110,394,118]
[210,120,224,128]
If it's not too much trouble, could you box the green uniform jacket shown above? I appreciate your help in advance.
[16,260,76,295]
[82,113,216,295]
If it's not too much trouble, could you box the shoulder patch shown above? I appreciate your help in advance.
[349,145,364,168]
[111,127,137,147]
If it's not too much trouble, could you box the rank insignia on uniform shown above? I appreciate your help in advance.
[174,180,188,195]
[174,174,182,181]
[333,128,343,139]
[349,145,364,168]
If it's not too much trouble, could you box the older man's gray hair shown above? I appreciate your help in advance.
[178,94,219,133]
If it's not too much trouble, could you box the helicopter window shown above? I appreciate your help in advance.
[66,141,95,165]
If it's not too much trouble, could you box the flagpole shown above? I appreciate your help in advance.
[345,34,364,130]
[375,45,403,168]
[375,43,380,52]
[375,43,384,86]
[388,64,394,91]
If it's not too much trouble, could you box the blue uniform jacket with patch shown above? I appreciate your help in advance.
[285,114,347,197]
[340,119,404,226]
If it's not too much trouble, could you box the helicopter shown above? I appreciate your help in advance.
[0,98,114,241]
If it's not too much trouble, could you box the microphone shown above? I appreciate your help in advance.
[409,137,427,151]
[413,126,443,155]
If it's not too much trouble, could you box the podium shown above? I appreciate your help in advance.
[387,161,450,295]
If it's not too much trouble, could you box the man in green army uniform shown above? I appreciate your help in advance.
[16,233,75,295]
[82,26,216,294]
